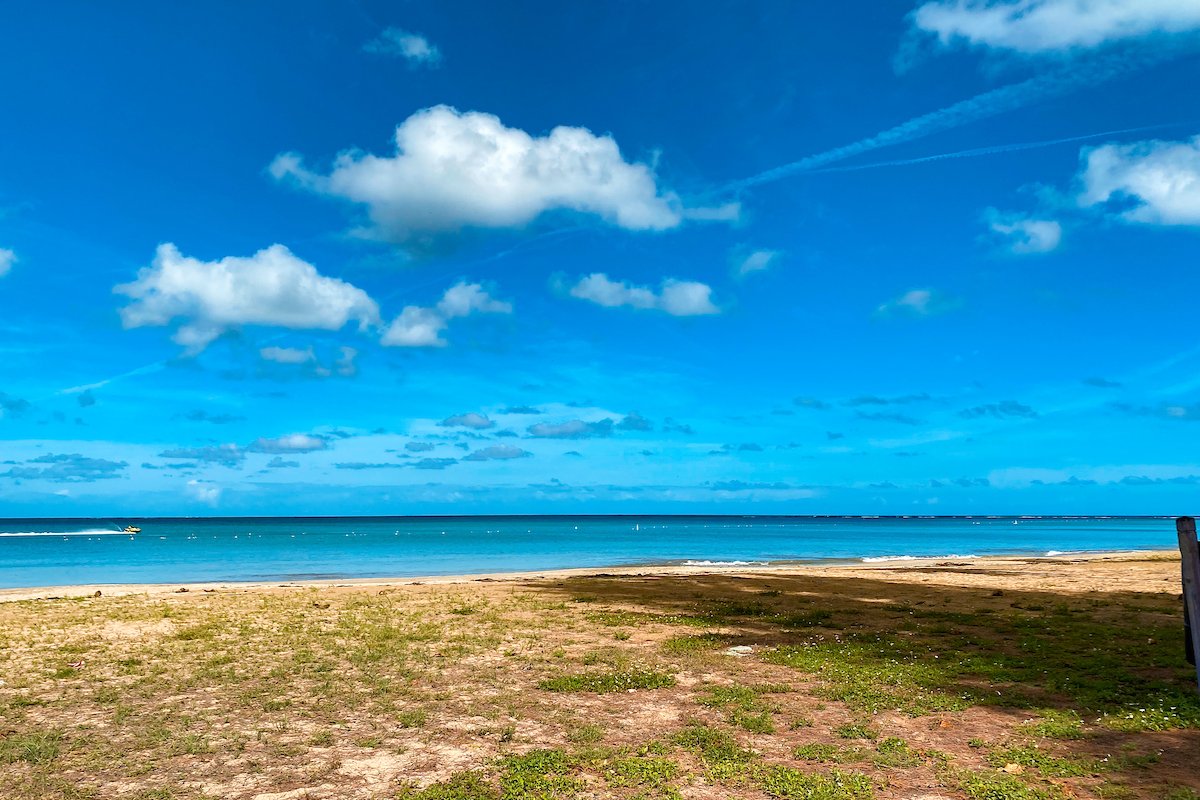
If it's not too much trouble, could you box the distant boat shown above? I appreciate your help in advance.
[123,525,141,534]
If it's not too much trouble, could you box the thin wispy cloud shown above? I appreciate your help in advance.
[725,48,1185,193]
[363,28,442,66]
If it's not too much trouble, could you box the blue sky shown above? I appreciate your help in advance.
[3,0,1200,516]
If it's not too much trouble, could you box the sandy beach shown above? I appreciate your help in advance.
[1,550,1196,799]
[0,549,1179,603]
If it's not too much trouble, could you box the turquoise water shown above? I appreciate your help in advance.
[0,515,1174,589]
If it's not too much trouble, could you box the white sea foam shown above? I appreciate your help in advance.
[0,529,127,537]
[682,559,770,567]
[861,554,980,563]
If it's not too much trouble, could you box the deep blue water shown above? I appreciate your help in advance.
[0,515,1175,589]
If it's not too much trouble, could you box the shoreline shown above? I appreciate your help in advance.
[0,547,1178,602]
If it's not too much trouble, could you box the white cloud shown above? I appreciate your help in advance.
[734,248,780,277]
[568,273,719,316]
[270,105,687,240]
[260,346,316,365]
[381,280,511,347]
[259,344,358,377]
[440,412,495,430]
[116,244,379,353]
[363,28,442,66]
[912,0,1200,54]
[1077,135,1200,226]
[985,209,1062,253]
[186,479,221,506]
[247,433,329,454]
[463,444,532,461]
[876,288,963,318]
[0,248,15,277]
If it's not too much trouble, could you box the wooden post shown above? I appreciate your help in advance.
[1177,516,1200,693]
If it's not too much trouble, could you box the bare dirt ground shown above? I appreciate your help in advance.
[1,552,1197,800]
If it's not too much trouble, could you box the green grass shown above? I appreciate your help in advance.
[793,744,868,764]
[672,723,755,777]
[499,749,584,799]
[755,765,874,800]
[397,771,500,800]
[1020,709,1086,740]
[0,729,64,765]
[834,724,877,740]
[986,744,1107,778]
[661,633,733,654]
[538,667,675,693]
[954,770,1061,800]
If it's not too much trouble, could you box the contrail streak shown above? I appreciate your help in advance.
[725,44,1187,193]
[800,122,1194,176]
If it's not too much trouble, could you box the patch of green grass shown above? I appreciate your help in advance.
[834,724,877,740]
[606,755,678,788]
[539,667,675,694]
[173,621,221,641]
[661,633,733,654]
[776,610,835,628]
[397,771,500,800]
[1020,709,1085,740]
[672,723,755,777]
[954,770,1060,800]
[987,744,1106,778]
[755,765,874,800]
[732,710,776,734]
[793,744,868,764]
[1164,789,1200,800]
[871,737,922,768]
[397,709,428,728]
[500,749,583,799]
[566,723,604,745]
[0,729,63,765]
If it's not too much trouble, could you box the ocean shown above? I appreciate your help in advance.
[0,515,1176,589]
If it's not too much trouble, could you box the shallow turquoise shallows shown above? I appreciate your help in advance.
[0,515,1174,589]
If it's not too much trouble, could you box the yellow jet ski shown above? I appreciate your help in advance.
[123,525,141,534]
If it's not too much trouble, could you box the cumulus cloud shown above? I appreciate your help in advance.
[0,248,15,277]
[985,208,1062,253]
[186,479,220,505]
[1084,376,1122,388]
[405,441,436,452]
[246,433,329,454]
[875,288,962,318]
[413,457,457,470]
[265,457,300,469]
[270,105,689,240]
[911,0,1200,54]
[0,392,31,416]
[260,344,358,377]
[116,244,379,353]
[260,346,315,365]
[1,453,128,483]
[381,281,512,347]
[567,273,719,316]
[440,412,495,430]
[463,444,532,461]
[527,419,615,439]
[363,28,442,66]
[615,412,653,432]
[77,390,97,408]
[733,248,781,277]
[500,405,541,415]
[1077,135,1200,226]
